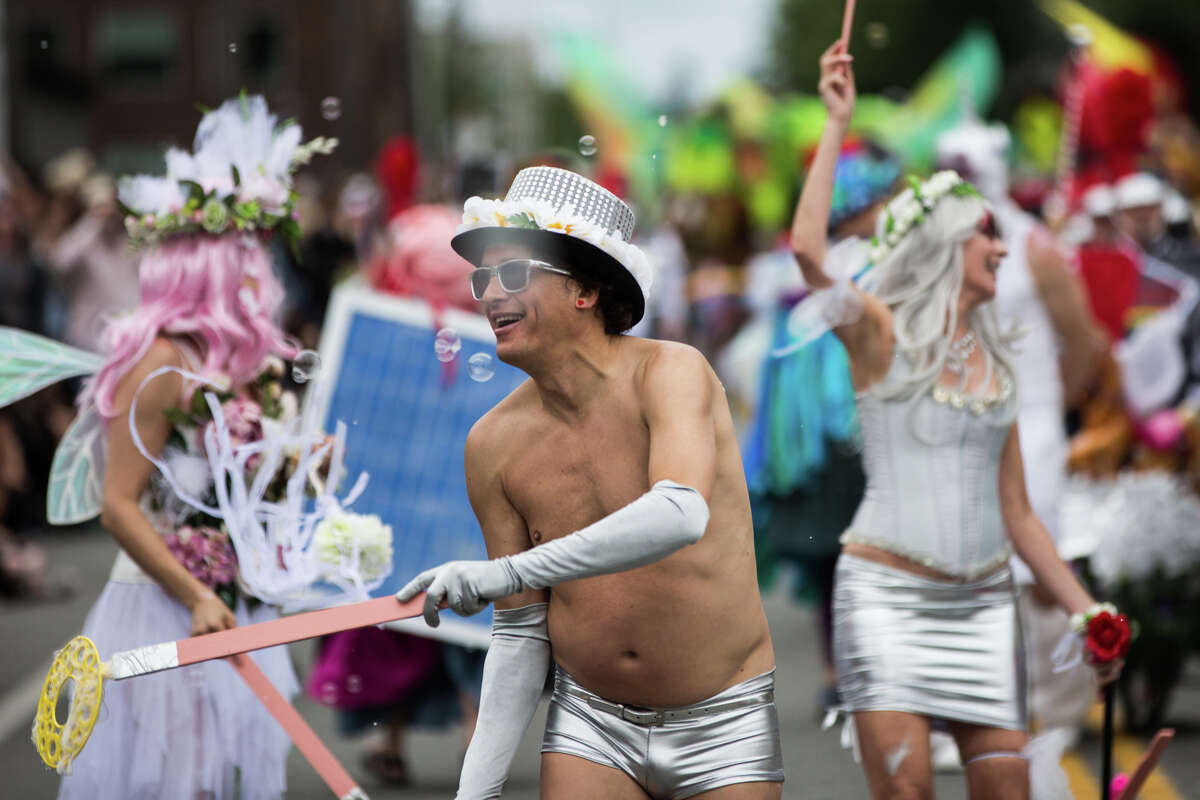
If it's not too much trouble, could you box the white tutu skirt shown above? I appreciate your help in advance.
[56,580,299,800]
[833,553,1027,731]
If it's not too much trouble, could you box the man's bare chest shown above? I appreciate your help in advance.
[502,412,650,540]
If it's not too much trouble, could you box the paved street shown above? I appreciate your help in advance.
[2,526,1196,798]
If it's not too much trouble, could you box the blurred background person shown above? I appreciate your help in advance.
[42,170,140,351]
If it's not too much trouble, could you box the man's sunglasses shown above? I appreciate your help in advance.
[469,259,572,301]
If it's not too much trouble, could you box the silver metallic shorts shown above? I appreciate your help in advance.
[541,667,784,799]
[833,553,1027,730]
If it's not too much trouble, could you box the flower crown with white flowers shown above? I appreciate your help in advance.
[868,170,983,264]
[118,92,337,252]
[458,195,653,302]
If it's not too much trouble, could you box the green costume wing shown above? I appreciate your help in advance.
[47,406,107,525]
[0,327,104,408]
[0,327,108,524]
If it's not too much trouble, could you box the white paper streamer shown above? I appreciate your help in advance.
[129,366,389,611]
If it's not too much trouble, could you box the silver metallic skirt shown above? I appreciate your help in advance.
[833,553,1027,731]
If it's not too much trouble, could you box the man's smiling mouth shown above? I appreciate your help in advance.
[491,313,524,330]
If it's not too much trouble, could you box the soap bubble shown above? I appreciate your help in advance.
[434,328,462,362]
[578,135,597,157]
[865,22,890,48]
[658,114,669,127]
[467,353,495,382]
[227,42,238,54]
[292,350,321,384]
[320,682,338,704]
[320,96,342,121]
[346,675,362,694]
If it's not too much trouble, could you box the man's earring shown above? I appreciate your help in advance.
[577,299,586,308]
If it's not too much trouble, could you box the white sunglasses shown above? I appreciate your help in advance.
[469,258,573,301]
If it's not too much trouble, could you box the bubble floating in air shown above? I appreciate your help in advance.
[320,96,342,121]
[434,328,462,363]
[866,22,890,48]
[467,353,495,382]
[292,350,322,384]
[228,42,238,54]
[658,115,669,127]
[578,135,597,157]
[346,675,362,694]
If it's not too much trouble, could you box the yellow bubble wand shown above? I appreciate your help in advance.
[34,594,425,799]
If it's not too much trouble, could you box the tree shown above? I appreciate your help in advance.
[764,0,1200,118]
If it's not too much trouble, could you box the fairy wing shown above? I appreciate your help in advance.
[0,326,104,408]
[47,405,107,524]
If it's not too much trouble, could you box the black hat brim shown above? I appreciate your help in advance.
[451,226,645,328]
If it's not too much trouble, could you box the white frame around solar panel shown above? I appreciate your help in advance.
[303,278,520,649]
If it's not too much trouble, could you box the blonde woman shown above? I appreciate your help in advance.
[789,41,1121,799]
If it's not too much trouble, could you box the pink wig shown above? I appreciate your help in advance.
[81,234,296,417]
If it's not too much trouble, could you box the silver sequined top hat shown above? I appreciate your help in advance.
[507,166,635,240]
[451,166,652,329]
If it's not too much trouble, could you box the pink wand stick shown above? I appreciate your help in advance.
[108,595,424,678]
[1118,729,1175,800]
[232,656,368,800]
[841,0,857,48]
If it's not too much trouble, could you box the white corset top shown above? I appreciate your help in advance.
[842,355,1015,578]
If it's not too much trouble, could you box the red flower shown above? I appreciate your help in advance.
[1086,612,1132,663]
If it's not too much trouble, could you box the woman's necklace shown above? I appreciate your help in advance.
[946,330,976,375]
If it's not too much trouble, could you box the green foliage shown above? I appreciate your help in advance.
[278,216,302,261]
[163,407,197,428]
[189,387,210,418]
[201,199,229,234]
[949,181,982,199]
[766,0,1060,106]
[765,0,1200,119]
[233,200,260,221]
[178,179,206,206]
[906,175,925,204]
[505,212,538,229]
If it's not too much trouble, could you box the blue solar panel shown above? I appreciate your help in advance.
[311,288,525,645]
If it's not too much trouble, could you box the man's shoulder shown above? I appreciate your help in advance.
[632,338,714,389]
[466,378,536,455]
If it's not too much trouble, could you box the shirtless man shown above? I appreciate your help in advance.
[398,166,780,800]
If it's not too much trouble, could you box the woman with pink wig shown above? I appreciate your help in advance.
[56,96,332,800]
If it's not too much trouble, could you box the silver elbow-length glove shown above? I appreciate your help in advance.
[455,603,550,800]
[397,479,710,626]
